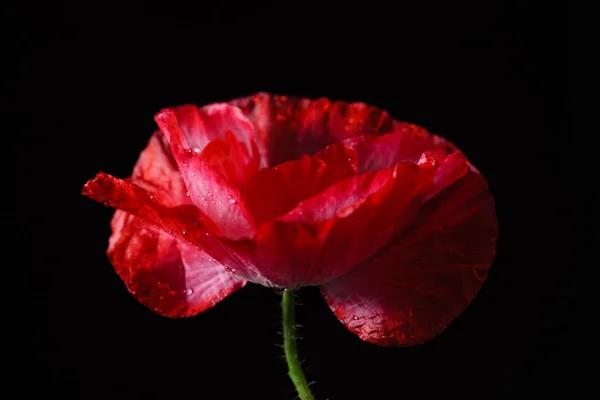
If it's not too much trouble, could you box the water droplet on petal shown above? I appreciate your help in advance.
[186,191,190,197]
[353,315,359,320]
[184,288,193,296]
[182,231,188,236]
[229,198,237,204]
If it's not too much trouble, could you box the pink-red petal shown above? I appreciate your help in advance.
[320,170,498,346]
[155,109,256,240]
[241,143,358,226]
[417,151,469,200]
[229,93,395,167]
[228,162,433,288]
[163,103,257,158]
[343,129,458,174]
[82,172,261,282]
[85,133,245,315]
[108,212,246,317]
[199,130,260,187]
[128,132,190,206]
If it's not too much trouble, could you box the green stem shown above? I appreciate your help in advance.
[282,289,315,400]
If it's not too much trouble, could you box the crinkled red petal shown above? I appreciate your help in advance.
[417,150,469,200]
[155,108,256,240]
[320,170,498,346]
[342,130,469,199]
[228,159,434,288]
[199,130,260,187]
[229,92,395,167]
[108,211,246,317]
[121,132,190,206]
[241,143,358,226]
[82,172,262,282]
[342,129,457,173]
[163,103,257,159]
[83,133,245,315]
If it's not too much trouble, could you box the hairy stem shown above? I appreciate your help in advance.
[282,289,315,400]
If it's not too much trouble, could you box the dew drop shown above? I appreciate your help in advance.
[184,288,193,296]
[182,231,188,236]
[192,147,201,154]
[338,206,354,218]
[149,195,154,200]
[229,198,237,204]
[353,315,359,320]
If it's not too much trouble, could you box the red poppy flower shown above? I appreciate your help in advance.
[83,93,497,346]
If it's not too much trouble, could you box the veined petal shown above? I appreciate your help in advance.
[342,129,458,173]
[241,143,358,226]
[155,108,256,240]
[108,212,246,317]
[82,172,261,282]
[320,170,498,346]
[229,161,433,288]
[417,150,469,200]
[229,93,394,167]
[84,132,245,315]
[163,103,257,157]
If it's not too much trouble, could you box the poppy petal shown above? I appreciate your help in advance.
[343,129,458,173]
[162,103,257,159]
[417,151,469,200]
[230,93,394,167]
[199,130,260,187]
[320,171,498,346]
[124,132,190,204]
[241,143,358,226]
[229,161,433,288]
[155,108,256,240]
[108,211,246,317]
[82,172,260,281]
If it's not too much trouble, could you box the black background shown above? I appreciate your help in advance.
[10,1,575,399]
